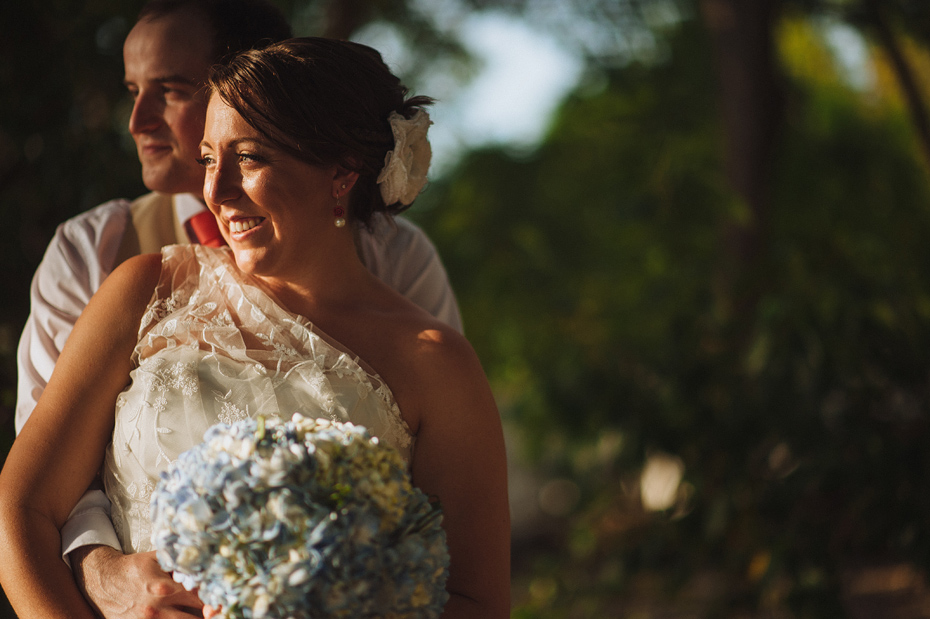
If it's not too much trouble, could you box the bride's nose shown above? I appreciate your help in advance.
[204,159,242,207]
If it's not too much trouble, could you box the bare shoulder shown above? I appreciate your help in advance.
[101,253,161,298]
[397,315,483,380]
[108,252,162,286]
[82,253,162,333]
[380,311,496,433]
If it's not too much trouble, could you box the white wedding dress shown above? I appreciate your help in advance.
[102,244,413,553]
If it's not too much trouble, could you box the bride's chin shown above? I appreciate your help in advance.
[231,248,263,274]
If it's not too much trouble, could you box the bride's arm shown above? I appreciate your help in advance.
[404,329,511,618]
[0,254,161,618]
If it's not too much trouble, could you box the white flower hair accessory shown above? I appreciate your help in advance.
[376,108,433,206]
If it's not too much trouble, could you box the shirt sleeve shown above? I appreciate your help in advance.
[357,215,464,333]
[60,490,123,566]
[15,199,132,433]
[15,199,132,562]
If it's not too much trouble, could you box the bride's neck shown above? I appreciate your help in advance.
[254,239,376,318]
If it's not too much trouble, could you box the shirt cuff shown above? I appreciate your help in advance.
[60,489,122,568]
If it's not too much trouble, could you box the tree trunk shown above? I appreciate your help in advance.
[699,0,784,331]
[699,0,784,267]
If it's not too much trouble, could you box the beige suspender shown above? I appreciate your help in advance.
[112,193,189,268]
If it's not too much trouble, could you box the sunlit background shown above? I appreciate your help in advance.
[5,0,930,616]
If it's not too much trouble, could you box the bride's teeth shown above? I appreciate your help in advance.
[230,218,260,233]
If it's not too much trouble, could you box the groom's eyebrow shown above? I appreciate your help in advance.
[158,75,200,85]
[124,75,202,87]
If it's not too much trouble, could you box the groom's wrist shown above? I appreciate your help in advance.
[69,544,123,617]
[60,488,121,567]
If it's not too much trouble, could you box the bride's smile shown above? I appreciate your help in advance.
[227,216,263,234]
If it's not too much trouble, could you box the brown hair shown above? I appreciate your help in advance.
[208,37,434,228]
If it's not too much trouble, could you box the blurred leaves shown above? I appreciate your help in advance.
[414,7,930,616]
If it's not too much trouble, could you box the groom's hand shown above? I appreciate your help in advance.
[71,545,204,618]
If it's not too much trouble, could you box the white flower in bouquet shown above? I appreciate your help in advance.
[151,414,450,618]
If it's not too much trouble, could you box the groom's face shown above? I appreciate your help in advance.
[123,9,214,197]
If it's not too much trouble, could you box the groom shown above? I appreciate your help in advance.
[15,0,461,617]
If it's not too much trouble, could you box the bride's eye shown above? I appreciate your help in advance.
[238,152,264,164]
[196,155,215,167]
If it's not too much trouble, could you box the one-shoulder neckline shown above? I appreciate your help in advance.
[184,244,402,415]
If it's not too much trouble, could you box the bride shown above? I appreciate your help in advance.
[0,38,510,618]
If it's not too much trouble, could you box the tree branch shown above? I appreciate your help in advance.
[864,0,930,170]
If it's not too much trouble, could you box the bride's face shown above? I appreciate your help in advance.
[200,95,337,278]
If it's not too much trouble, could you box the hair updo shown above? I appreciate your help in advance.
[207,37,434,229]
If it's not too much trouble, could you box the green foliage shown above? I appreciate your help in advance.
[418,19,728,444]
[415,15,930,616]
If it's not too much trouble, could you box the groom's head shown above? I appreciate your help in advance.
[122,0,292,195]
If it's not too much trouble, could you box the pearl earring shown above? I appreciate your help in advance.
[334,183,347,228]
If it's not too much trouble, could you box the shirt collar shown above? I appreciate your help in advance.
[173,193,207,223]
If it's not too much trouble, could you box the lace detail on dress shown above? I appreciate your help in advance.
[103,244,414,553]
[140,358,199,398]
[215,391,250,424]
[139,288,190,338]
[110,478,157,555]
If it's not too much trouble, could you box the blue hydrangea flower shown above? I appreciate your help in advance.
[151,415,450,618]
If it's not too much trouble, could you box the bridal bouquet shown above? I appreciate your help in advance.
[150,414,449,618]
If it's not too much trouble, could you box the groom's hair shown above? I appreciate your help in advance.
[136,0,293,63]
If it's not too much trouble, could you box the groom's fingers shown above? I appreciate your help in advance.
[166,590,205,616]
[72,546,204,619]
[158,575,205,617]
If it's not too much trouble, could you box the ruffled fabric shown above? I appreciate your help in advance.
[102,244,413,553]
[376,109,432,206]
